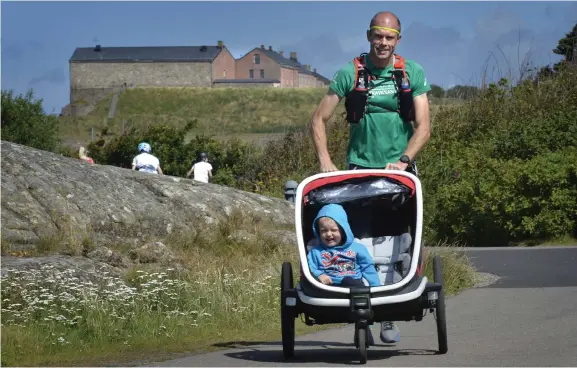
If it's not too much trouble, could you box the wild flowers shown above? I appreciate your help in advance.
[1,264,280,333]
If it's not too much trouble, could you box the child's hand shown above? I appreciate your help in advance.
[318,274,332,285]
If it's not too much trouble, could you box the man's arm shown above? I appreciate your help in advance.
[157,166,164,175]
[310,89,342,172]
[403,93,431,161]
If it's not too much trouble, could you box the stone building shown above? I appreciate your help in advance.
[66,41,330,114]
[68,41,236,107]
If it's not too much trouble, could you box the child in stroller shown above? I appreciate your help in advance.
[307,202,403,343]
[307,203,381,288]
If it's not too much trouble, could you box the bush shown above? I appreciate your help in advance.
[86,119,256,187]
[420,66,577,246]
[1,89,61,152]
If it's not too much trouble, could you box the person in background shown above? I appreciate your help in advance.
[78,146,94,164]
[132,142,163,175]
[186,152,212,183]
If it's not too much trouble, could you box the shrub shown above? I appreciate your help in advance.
[1,89,61,152]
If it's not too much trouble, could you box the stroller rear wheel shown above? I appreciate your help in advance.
[433,256,448,354]
[280,261,295,359]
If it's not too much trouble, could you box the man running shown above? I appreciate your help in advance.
[309,11,432,344]
[310,11,431,175]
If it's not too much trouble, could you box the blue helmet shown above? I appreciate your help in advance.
[138,142,151,153]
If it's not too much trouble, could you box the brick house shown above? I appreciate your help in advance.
[68,41,235,106]
[235,45,327,88]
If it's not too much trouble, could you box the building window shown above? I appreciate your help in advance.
[249,69,254,79]
[253,54,260,64]
[223,70,226,78]
[260,69,265,78]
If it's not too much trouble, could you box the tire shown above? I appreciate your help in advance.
[433,256,448,354]
[356,326,368,364]
[280,261,295,359]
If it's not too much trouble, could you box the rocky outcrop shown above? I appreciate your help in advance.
[1,141,295,256]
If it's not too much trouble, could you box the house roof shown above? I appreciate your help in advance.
[311,71,330,84]
[69,45,224,63]
[249,47,318,76]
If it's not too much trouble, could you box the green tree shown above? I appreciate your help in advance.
[429,84,445,99]
[1,89,61,151]
[553,23,577,63]
[445,85,479,100]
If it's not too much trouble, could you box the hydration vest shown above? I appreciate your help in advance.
[344,53,415,124]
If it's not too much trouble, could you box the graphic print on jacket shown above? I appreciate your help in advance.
[307,204,381,287]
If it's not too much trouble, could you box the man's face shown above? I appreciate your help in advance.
[317,217,343,247]
[367,27,401,60]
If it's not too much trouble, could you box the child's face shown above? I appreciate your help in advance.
[317,217,343,247]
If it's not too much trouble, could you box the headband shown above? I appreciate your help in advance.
[370,26,400,35]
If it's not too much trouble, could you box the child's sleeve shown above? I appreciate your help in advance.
[355,244,382,287]
[307,248,324,279]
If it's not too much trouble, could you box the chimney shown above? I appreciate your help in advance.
[313,68,317,73]
[217,40,224,48]
[290,51,297,61]
[268,45,272,51]
[260,44,265,49]
[94,44,101,52]
[307,65,311,71]
[279,51,284,57]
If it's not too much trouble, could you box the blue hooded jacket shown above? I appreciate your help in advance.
[307,204,381,287]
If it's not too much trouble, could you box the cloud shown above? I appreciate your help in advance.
[278,33,351,79]
[3,45,24,60]
[251,5,573,89]
[28,68,66,86]
[2,40,43,60]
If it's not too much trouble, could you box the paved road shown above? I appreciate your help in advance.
[145,246,577,367]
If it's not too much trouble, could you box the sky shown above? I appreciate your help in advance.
[2,1,576,114]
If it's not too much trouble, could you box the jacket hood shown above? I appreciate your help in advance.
[312,204,354,248]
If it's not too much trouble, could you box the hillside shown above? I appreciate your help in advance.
[59,87,345,145]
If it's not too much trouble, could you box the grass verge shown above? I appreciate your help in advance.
[1,216,477,367]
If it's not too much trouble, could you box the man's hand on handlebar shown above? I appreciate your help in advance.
[385,161,408,171]
[320,160,339,173]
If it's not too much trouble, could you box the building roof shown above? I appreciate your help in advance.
[69,45,224,63]
[248,47,318,76]
[312,71,330,84]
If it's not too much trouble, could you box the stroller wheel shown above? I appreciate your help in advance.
[280,261,295,359]
[355,325,368,364]
[433,256,448,354]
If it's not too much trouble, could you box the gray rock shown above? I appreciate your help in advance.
[129,241,175,264]
[1,141,295,253]
[0,255,122,281]
[85,245,128,268]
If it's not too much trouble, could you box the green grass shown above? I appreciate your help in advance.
[57,86,461,151]
[58,87,343,144]
[1,211,477,367]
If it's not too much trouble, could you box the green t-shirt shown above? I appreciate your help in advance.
[330,54,431,168]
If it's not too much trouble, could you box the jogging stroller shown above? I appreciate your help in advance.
[280,169,448,364]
